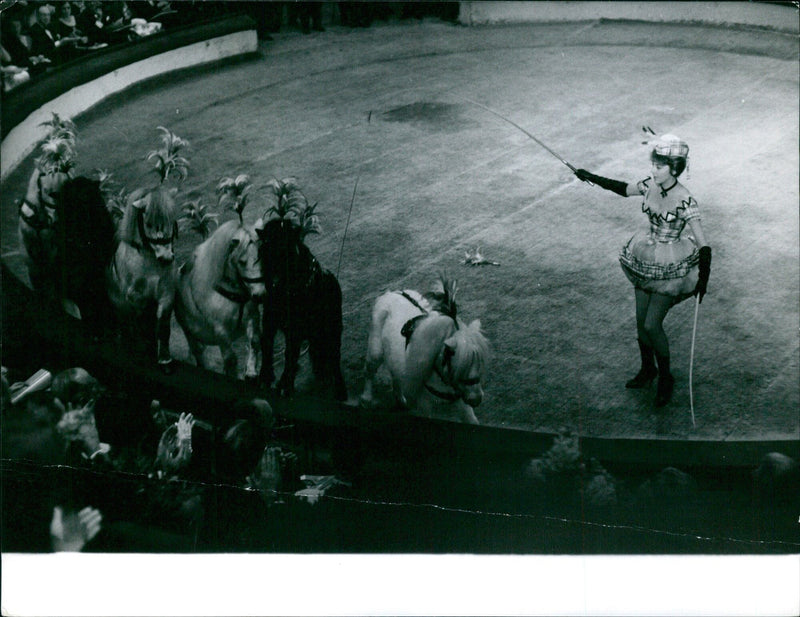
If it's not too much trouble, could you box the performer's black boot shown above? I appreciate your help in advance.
[654,353,674,407]
[626,339,658,388]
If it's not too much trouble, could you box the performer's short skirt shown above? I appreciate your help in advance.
[619,232,699,302]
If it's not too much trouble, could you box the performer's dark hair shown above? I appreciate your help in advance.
[651,151,686,177]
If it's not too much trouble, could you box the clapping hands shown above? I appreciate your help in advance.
[50,506,103,552]
[176,412,195,442]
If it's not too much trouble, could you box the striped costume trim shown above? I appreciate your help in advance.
[619,245,699,281]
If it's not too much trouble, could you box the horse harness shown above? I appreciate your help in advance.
[18,173,59,232]
[213,240,266,326]
[397,291,475,403]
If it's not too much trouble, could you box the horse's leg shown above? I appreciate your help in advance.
[185,334,207,369]
[327,279,347,401]
[277,330,301,396]
[155,297,174,371]
[458,402,479,425]
[244,306,261,383]
[20,225,49,293]
[359,305,387,408]
[259,306,276,387]
[308,332,347,402]
[330,344,348,402]
[220,340,238,379]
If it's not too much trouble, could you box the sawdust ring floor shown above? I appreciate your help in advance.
[2,19,797,443]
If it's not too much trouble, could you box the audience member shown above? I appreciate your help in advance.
[1,366,103,552]
[1,7,50,76]
[53,2,87,42]
[155,412,196,475]
[76,1,111,46]
[1,45,31,91]
[27,4,61,63]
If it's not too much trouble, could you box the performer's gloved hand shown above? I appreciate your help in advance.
[694,246,712,303]
[575,169,629,197]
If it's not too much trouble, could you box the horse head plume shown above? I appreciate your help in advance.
[146,126,190,184]
[262,177,321,239]
[217,174,252,222]
[182,197,219,239]
[36,136,75,174]
[38,112,77,145]
[425,275,458,322]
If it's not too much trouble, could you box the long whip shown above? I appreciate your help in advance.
[336,172,359,279]
[463,98,580,174]
[688,294,700,428]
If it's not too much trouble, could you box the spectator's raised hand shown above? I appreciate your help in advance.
[50,506,103,552]
[56,400,101,456]
[176,412,195,442]
[247,446,282,503]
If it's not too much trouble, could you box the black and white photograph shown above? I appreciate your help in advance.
[1,1,798,614]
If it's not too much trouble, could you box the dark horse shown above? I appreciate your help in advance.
[257,218,347,401]
[45,176,117,338]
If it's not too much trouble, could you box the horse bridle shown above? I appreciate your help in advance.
[133,208,178,252]
[213,237,266,323]
[19,172,61,232]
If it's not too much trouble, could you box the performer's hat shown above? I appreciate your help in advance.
[652,134,689,158]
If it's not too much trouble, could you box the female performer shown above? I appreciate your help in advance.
[575,134,711,407]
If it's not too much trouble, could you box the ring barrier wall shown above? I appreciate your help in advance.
[1,15,257,182]
[458,1,799,32]
[2,5,797,468]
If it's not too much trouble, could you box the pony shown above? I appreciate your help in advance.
[174,220,266,379]
[106,184,180,368]
[257,217,347,401]
[50,176,118,337]
[18,163,73,291]
[359,278,489,424]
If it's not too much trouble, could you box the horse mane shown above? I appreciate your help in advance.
[58,176,116,264]
[117,184,179,245]
[190,219,248,286]
[448,319,490,381]
[259,217,319,281]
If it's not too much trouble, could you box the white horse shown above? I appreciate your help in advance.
[360,278,489,424]
[106,185,180,368]
[174,220,266,379]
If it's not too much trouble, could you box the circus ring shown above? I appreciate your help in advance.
[2,4,799,562]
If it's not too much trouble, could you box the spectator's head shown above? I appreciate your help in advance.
[36,4,53,27]
[88,1,103,19]
[217,398,275,480]
[233,397,275,431]
[2,5,26,35]
[56,401,101,455]
[51,367,103,411]
[155,423,192,474]
[57,1,74,20]
[219,418,267,481]
[105,1,131,23]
